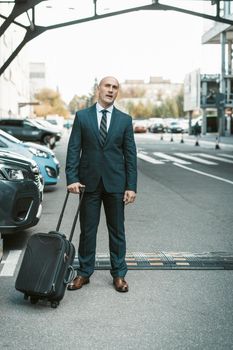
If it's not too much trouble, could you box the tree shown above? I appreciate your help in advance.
[33,88,69,117]
[89,77,98,106]
[117,84,184,119]
[68,78,98,113]
[152,88,184,118]
[125,101,155,118]
[68,94,89,114]
[175,87,184,117]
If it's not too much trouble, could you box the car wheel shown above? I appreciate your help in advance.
[30,297,39,304]
[50,142,56,150]
[42,135,55,149]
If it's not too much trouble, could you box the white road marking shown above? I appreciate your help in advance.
[195,153,233,164]
[218,153,233,159]
[174,163,233,185]
[153,152,191,165]
[137,151,233,167]
[174,153,217,165]
[137,153,164,164]
[0,250,22,277]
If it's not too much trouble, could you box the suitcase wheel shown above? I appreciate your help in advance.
[51,301,59,309]
[30,297,39,305]
[24,294,29,300]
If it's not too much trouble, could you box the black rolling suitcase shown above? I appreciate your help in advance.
[15,189,84,308]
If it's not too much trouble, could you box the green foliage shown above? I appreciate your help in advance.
[118,83,184,118]
[67,79,184,119]
[126,101,155,118]
[175,87,184,117]
[124,88,184,118]
[68,95,90,114]
[68,78,98,113]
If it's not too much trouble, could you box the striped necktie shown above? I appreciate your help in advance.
[99,109,108,146]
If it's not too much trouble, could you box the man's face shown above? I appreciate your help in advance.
[97,77,119,108]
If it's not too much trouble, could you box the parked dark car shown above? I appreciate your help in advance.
[148,123,165,133]
[0,118,59,149]
[30,119,62,142]
[0,150,43,233]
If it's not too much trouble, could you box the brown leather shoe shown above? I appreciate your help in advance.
[113,277,128,292]
[67,276,90,291]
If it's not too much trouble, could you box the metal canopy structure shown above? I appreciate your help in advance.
[0,0,231,76]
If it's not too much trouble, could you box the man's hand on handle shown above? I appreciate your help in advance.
[67,182,85,194]
[67,184,135,204]
[123,190,136,205]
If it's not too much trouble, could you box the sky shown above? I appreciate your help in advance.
[24,0,221,103]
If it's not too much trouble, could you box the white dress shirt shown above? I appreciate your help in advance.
[96,103,113,131]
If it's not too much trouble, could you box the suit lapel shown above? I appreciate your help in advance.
[105,107,120,145]
[87,104,100,143]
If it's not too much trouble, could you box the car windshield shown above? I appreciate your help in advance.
[0,130,22,144]
[28,119,43,128]
[34,119,51,128]
[34,119,58,130]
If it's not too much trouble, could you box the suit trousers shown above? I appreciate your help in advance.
[77,179,128,278]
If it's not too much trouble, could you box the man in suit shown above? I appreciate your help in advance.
[65,76,137,292]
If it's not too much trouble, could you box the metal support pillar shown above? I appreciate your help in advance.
[0,234,3,262]
[218,32,226,136]
[227,40,232,75]
[202,109,207,135]
[226,40,233,136]
[188,111,192,135]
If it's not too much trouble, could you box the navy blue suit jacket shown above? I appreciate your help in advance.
[65,104,137,193]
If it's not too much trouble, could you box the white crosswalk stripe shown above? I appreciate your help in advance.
[153,152,191,164]
[218,153,233,159]
[0,250,21,277]
[137,151,233,166]
[174,153,217,165]
[137,152,164,164]
[195,153,233,164]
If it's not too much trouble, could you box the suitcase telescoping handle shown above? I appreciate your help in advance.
[56,186,85,242]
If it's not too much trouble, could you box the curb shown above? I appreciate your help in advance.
[0,235,3,262]
[183,137,233,149]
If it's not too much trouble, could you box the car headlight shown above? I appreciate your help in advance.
[0,165,27,180]
[29,147,48,158]
[6,168,25,180]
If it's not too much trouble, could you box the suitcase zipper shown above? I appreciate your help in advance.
[39,235,66,296]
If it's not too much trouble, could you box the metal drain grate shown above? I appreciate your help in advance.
[73,251,233,270]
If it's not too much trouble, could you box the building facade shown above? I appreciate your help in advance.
[29,62,46,101]
[201,0,233,135]
[118,76,183,112]
[0,3,30,118]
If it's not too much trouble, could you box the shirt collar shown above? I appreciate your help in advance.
[96,102,113,114]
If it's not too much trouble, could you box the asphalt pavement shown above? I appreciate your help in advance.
[1,130,233,350]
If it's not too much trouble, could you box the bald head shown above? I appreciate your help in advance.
[99,76,119,88]
[97,76,120,108]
